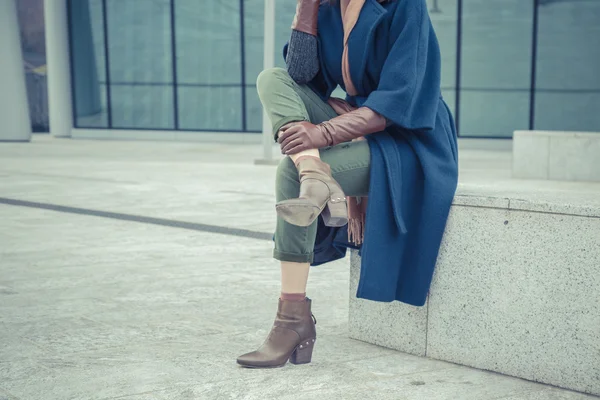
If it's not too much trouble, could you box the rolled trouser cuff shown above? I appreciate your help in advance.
[273,249,314,264]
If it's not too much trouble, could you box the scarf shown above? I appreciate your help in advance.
[327,0,386,246]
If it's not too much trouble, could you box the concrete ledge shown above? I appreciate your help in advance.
[349,184,600,396]
[71,129,264,144]
[513,130,600,182]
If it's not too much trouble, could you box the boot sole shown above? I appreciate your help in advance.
[236,339,316,369]
[276,200,348,228]
[275,202,322,227]
[237,362,286,369]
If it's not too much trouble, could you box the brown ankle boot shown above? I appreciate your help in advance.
[237,298,317,368]
[276,156,347,228]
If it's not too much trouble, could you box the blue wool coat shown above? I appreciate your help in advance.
[288,0,458,306]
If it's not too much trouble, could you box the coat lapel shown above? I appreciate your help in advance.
[346,0,388,95]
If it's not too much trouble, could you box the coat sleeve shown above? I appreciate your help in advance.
[362,0,441,131]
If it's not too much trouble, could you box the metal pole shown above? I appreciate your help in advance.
[255,0,277,165]
[0,0,32,142]
[45,0,74,137]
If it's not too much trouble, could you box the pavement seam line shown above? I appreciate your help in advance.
[0,197,273,241]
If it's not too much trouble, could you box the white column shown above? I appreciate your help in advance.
[0,0,32,142]
[44,0,73,137]
[255,0,277,165]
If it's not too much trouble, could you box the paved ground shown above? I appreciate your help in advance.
[0,135,598,400]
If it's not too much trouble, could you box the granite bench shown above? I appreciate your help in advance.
[348,181,600,396]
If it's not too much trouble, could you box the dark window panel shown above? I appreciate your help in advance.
[243,1,295,83]
[245,86,263,132]
[536,0,600,91]
[89,0,106,81]
[427,0,458,90]
[110,85,175,129]
[243,1,295,133]
[461,0,533,89]
[244,0,265,86]
[175,0,242,85]
[535,92,600,132]
[534,0,600,132]
[459,91,530,137]
[274,2,297,69]
[106,0,173,84]
[76,84,109,128]
[69,0,108,128]
[178,87,243,131]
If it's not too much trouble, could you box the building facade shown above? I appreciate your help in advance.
[62,0,600,138]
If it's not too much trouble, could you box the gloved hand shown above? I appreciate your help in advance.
[291,0,320,36]
[278,121,328,155]
[278,107,387,155]
[327,97,358,115]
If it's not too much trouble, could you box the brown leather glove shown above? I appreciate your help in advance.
[291,0,320,36]
[278,107,387,155]
[327,97,358,115]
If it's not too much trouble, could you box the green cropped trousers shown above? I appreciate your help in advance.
[257,68,371,263]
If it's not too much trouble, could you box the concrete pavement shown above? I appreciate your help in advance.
[0,135,597,400]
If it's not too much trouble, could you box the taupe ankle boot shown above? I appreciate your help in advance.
[237,298,317,368]
[276,156,347,227]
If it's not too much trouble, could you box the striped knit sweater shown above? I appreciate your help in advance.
[285,30,320,84]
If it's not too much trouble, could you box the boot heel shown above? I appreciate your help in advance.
[322,197,348,227]
[289,338,316,365]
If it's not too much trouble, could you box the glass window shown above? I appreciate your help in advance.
[461,0,533,89]
[178,86,242,131]
[459,0,533,137]
[106,0,172,84]
[427,0,458,129]
[535,0,600,132]
[110,85,174,129]
[535,93,600,132]
[244,0,265,132]
[245,87,263,132]
[69,0,108,128]
[244,0,265,87]
[175,1,241,85]
[67,0,599,137]
[460,91,530,137]
[243,0,295,132]
[105,0,174,129]
[174,1,243,131]
[427,0,458,91]
[274,2,297,69]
